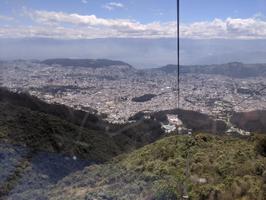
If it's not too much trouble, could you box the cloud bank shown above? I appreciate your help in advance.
[0,9,266,39]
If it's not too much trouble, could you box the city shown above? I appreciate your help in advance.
[2,60,266,124]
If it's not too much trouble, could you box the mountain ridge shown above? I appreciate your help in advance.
[41,58,133,69]
[152,62,266,78]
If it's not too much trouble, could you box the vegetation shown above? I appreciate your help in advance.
[0,88,164,198]
[0,87,164,160]
[231,110,266,133]
[0,87,105,131]
[0,101,120,161]
[47,134,266,200]
[1,88,266,199]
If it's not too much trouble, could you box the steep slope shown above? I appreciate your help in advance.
[0,87,106,131]
[0,99,121,198]
[0,88,164,199]
[48,134,266,200]
[0,88,164,143]
[0,143,91,199]
[0,87,165,160]
[0,100,121,161]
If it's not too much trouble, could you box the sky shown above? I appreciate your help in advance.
[0,0,266,66]
[0,0,266,39]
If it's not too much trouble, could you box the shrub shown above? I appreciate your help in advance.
[255,137,266,157]
[154,187,178,200]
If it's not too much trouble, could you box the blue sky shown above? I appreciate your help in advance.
[1,0,266,23]
[0,0,266,39]
[181,0,266,22]
[1,1,266,64]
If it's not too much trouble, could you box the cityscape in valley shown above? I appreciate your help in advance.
[2,59,266,124]
[1,0,266,199]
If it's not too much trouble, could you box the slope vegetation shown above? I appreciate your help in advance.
[231,110,266,133]
[48,134,266,200]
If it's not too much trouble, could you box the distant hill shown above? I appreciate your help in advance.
[41,58,132,68]
[154,62,266,78]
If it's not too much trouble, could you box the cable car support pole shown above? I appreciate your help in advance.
[177,0,180,110]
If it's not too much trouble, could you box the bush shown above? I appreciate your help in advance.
[154,187,178,200]
[255,137,266,157]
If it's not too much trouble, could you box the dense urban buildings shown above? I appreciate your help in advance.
[2,60,266,124]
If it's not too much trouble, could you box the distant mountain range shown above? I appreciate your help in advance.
[41,58,132,69]
[40,59,266,78]
[3,58,266,79]
[153,62,266,78]
[2,38,266,68]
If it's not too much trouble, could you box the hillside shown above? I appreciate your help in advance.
[41,58,132,69]
[1,88,266,199]
[0,87,165,144]
[0,88,164,198]
[47,134,266,200]
[231,110,266,133]
[0,100,121,161]
[130,109,227,134]
[0,87,105,131]
[0,96,121,198]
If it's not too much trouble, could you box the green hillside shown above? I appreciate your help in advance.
[0,101,122,162]
[0,88,164,198]
[48,134,266,200]
[1,88,266,199]
[0,87,164,161]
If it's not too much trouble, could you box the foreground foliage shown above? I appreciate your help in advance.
[48,134,266,200]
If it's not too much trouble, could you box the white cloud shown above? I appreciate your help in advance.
[103,2,124,10]
[2,9,266,39]
[24,9,176,38]
[181,17,266,39]
[81,0,88,4]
